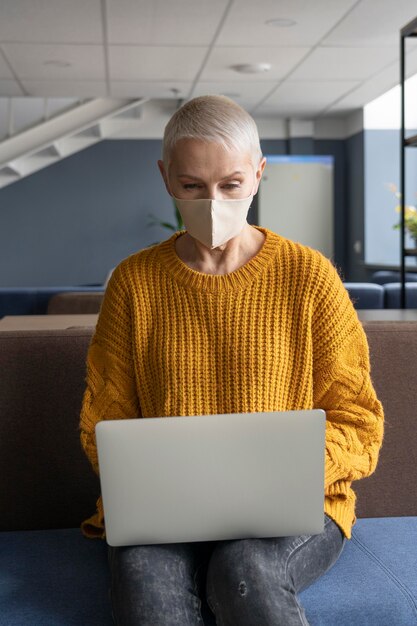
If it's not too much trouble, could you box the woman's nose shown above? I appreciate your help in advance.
[206,187,223,200]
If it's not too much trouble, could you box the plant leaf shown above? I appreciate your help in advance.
[159,221,176,231]
[174,205,183,229]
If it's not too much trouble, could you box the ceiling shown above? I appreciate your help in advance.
[1,0,417,121]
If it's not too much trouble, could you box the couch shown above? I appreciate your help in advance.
[0,323,416,625]
[343,283,384,309]
[46,291,104,314]
[1,283,415,318]
[383,283,417,308]
[0,286,104,318]
[371,270,417,284]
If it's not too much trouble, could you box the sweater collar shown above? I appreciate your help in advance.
[156,226,281,293]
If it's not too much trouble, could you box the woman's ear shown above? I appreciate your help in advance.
[157,160,172,195]
[253,156,267,195]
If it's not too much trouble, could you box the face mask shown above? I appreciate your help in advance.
[173,195,253,249]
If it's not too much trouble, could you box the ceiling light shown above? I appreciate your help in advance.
[265,18,297,28]
[231,63,271,74]
[43,60,72,67]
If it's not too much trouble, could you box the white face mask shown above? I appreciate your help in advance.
[173,195,253,249]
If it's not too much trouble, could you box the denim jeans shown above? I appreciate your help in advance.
[108,514,345,626]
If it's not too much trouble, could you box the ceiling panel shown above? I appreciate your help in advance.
[0,0,103,44]
[217,0,357,47]
[0,0,414,122]
[192,81,277,108]
[109,45,207,81]
[22,80,108,97]
[200,46,310,82]
[323,0,417,47]
[290,46,399,81]
[0,79,24,96]
[256,80,359,117]
[327,46,417,113]
[0,51,14,79]
[107,0,228,46]
[111,80,192,98]
[2,44,105,80]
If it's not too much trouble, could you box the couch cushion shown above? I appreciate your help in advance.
[47,292,104,314]
[0,528,113,626]
[0,328,98,531]
[355,322,417,518]
[301,517,417,625]
[384,283,417,308]
[1,518,416,626]
[371,270,417,284]
[0,287,104,318]
[343,282,384,309]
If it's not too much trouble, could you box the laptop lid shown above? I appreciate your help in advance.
[95,410,326,547]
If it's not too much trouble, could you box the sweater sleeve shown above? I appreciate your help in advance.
[79,262,141,476]
[311,256,384,495]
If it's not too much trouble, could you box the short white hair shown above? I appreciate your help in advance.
[162,95,263,170]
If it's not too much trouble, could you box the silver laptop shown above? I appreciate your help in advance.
[95,410,326,547]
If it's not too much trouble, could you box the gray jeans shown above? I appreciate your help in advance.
[108,514,345,626]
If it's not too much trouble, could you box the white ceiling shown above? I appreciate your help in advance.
[0,0,417,120]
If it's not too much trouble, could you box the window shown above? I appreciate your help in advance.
[364,74,417,266]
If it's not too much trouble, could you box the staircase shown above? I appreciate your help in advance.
[0,97,147,189]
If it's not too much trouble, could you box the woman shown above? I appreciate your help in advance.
[79,95,384,626]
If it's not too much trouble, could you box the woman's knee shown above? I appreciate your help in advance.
[206,539,277,603]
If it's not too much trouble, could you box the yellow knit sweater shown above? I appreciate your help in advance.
[79,226,384,541]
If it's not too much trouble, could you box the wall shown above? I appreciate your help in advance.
[0,136,351,287]
[0,140,173,287]
[345,131,370,281]
[261,138,348,274]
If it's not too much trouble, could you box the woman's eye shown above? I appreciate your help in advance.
[223,183,241,189]
[183,183,199,189]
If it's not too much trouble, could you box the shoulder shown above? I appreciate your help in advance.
[264,228,344,294]
[107,237,173,290]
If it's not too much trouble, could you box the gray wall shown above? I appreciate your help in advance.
[0,136,354,287]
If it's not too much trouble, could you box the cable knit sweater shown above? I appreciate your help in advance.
[79,226,384,540]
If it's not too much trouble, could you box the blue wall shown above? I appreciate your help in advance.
[0,140,173,287]
[346,131,368,281]
[0,136,356,287]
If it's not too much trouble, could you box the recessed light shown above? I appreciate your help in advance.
[231,63,271,74]
[265,18,297,28]
[43,60,72,67]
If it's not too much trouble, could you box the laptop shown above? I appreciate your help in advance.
[95,410,326,547]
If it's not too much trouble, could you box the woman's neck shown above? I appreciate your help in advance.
[174,224,266,275]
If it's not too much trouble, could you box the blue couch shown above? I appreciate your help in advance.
[371,270,417,284]
[1,324,416,625]
[344,282,417,309]
[0,286,104,318]
[383,283,417,309]
[343,283,385,309]
[1,282,415,318]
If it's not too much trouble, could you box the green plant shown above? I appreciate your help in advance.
[147,200,184,234]
[387,182,417,242]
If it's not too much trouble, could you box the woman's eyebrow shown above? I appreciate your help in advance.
[220,171,245,180]
[177,174,203,180]
[177,171,245,180]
